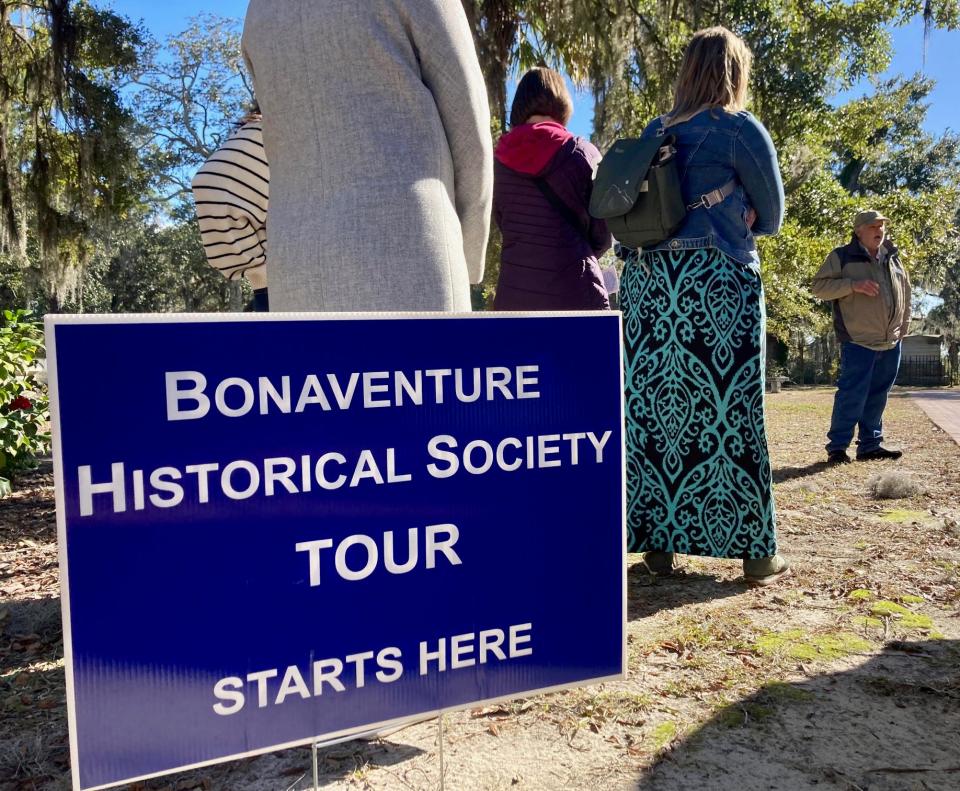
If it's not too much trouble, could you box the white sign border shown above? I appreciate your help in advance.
[45,310,628,791]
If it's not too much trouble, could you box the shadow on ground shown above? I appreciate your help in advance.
[634,639,960,791]
[124,738,428,791]
[0,590,428,790]
[627,559,745,621]
[0,462,55,552]
[773,460,833,483]
[895,389,960,400]
[0,596,63,681]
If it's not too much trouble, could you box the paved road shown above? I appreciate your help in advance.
[905,389,960,445]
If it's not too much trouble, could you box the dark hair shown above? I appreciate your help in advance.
[509,67,573,128]
[235,98,262,128]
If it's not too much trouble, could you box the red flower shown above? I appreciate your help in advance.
[7,396,32,411]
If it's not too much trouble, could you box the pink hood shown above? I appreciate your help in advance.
[494,121,574,176]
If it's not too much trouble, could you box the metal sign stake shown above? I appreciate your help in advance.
[438,712,445,791]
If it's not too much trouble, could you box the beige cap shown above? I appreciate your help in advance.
[853,209,889,230]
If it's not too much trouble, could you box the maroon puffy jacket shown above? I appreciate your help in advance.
[493,122,612,311]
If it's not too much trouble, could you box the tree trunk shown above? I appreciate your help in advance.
[797,329,805,384]
[228,281,243,312]
[46,291,61,314]
[461,0,518,131]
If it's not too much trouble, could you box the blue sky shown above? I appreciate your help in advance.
[113,1,958,139]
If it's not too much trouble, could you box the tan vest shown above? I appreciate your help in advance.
[810,238,912,351]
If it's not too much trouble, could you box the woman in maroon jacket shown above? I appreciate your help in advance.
[493,68,612,310]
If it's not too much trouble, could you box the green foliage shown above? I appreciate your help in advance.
[763,77,960,340]
[76,206,239,314]
[460,1,525,129]
[756,165,855,338]
[561,0,944,148]
[827,75,960,290]
[132,14,254,200]
[832,76,959,194]
[927,276,960,349]
[463,2,960,338]
[0,1,956,343]
[0,0,148,308]
[0,310,49,495]
[0,11,248,318]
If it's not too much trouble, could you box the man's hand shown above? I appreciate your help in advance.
[852,279,880,297]
[745,207,757,229]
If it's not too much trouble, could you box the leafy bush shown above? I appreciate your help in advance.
[0,310,50,495]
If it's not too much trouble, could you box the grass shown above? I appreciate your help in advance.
[2,386,959,790]
[900,594,925,604]
[707,682,815,733]
[650,721,678,749]
[761,682,815,703]
[754,630,873,661]
[712,702,776,728]
[879,508,928,523]
[846,590,937,632]
[869,601,934,629]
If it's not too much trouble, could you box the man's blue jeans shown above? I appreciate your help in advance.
[826,341,901,455]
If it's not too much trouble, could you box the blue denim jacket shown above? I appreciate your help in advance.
[638,109,785,266]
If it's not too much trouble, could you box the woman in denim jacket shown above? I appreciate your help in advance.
[622,26,789,584]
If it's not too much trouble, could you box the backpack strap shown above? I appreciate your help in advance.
[661,112,737,210]
[534,177,590,243]
[687,178,737,211]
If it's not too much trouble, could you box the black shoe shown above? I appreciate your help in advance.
[643,551,677,576]
[856,446,903,461]
[826,450,851,464]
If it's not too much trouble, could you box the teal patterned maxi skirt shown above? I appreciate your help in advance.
[622,247,777,559]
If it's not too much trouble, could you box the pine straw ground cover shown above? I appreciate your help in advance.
[1,387,958,791]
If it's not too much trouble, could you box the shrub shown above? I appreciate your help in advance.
[0,310,50,496]
[868,470,922,500]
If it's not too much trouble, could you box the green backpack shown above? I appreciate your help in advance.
[589,130,686,250]
[590,119,739,251]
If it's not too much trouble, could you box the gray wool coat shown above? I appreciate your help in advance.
[241,0,493,312]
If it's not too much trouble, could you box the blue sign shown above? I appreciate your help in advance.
[47,313,626,791]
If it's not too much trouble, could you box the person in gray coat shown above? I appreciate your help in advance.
[241,0,493,312]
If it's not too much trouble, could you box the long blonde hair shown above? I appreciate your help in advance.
[666,27,752,125]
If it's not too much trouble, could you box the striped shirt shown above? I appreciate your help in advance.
[192,121,269,290]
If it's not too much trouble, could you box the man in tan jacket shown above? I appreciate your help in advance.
[811,210,911,463]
